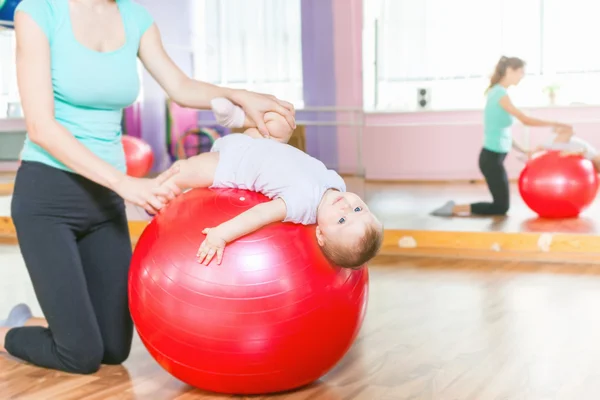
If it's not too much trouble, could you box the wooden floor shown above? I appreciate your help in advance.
[363,181,600,234]
[0,173,14,196]
[4,251,600,399]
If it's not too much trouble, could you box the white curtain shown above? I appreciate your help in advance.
[542,0,600,74]
[192,0,303,106]
[376,0,540,81]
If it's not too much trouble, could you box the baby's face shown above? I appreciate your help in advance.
[315,191,379,247]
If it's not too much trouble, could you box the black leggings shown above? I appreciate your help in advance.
[6,161,133,374]
[470,148,510,216]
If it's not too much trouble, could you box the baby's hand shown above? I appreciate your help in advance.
[197,227,227,266]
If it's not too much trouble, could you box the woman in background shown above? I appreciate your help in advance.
[432,56,572,217]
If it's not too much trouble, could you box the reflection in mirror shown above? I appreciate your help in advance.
[362,0,600,264]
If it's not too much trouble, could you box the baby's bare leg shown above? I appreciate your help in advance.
[212,97,294,144]
[163,153,220,191]
[242,112,294,144]
[265,112,294,144]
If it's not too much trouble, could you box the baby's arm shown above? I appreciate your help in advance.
[197,199,287,265]
[217,199,287,243]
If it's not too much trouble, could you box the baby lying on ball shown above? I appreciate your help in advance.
[537,127,600,173]
[157,98,383,269]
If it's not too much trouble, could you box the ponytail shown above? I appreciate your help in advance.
[486,56,525,93]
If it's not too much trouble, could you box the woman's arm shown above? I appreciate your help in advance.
[511,138,530,155]
[137,24,296,138]
[499,95,571,129]
[14,12,176,213]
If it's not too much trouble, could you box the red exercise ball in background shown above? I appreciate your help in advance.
[128,188,369,395]
[518,150,599,218]
[122,135,154,177]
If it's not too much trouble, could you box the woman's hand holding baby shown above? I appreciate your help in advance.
[113,163,182,215]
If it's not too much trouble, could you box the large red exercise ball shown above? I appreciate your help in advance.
[128,188,369,395]
[518,150,599,218]
[122,135,154,177]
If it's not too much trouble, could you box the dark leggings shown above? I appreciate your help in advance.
[6,161,133,374]
[470,148,510,216]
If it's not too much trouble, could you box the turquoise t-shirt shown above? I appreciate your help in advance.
[483,84,514,154]
[15,0,154,173]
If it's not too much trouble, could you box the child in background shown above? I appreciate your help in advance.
[538,127,600,172]
[514,127,600,172]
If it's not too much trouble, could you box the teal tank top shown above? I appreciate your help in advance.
[483,84,514,154]
[15,0,154,173]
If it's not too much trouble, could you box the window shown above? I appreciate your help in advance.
[191,0,304,108]
[364,0,600,111]
[0,28,17,118]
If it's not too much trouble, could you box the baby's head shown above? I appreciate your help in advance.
[316,190,383,269]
